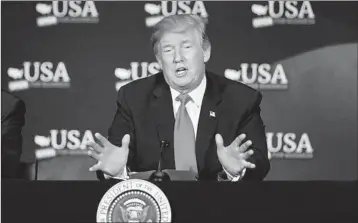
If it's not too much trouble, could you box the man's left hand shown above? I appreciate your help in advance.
[216,133,256,177]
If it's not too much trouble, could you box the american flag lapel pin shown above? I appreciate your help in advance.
[209,111,216,117]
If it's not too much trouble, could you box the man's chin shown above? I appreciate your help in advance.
[167,83,189,93]
[171,76,188,84]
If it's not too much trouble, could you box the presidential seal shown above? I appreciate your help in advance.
[96,179,172,222]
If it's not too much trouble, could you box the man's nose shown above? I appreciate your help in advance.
[173,50,183,63]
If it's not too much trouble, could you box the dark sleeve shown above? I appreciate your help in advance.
[1,99,26,179]
[96,87,136,180]
[239,91,270,181]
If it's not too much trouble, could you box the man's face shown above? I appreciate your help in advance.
[156,29,211,92]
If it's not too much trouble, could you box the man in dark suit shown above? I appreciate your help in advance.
[1,90,26,178]
[88,14,270,181]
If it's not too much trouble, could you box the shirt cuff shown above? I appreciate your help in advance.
[104,166,129,180]
[223,167,246,182]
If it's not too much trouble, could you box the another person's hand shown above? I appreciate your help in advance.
[87,133,130,177]
[216,133,256,176]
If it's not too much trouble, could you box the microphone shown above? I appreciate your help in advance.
[149,140,171,182]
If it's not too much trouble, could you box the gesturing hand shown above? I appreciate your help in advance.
[87,133,130,177]
[216,133,256,177]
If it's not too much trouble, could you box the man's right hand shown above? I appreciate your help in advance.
[87,133,130,177]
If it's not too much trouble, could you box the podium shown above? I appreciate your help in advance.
[2,180,357,223]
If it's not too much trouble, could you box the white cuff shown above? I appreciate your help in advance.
[223,167,246,182]
[104,166,129,180]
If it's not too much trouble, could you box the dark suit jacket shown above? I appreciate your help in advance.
[1,90,26,178]
[104,71,270,181]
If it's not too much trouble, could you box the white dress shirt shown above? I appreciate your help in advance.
[109,75,245,181]
[170,75,206,139]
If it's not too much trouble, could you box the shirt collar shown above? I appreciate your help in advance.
[170,74,207,108]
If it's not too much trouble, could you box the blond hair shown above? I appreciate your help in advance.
[150,14,210,56]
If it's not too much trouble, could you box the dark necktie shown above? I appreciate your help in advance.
[174,93,198,173]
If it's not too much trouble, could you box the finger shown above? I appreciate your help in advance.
[240,149,254,160]
[95,133,110,147]
[233,134,246,148]
[121,134,130,148]
[215,134,225,151]
[243,160,256,169]
[89,161,102,172]
[238,140,252,153]
[87,141,103,154]
[88,150,101,161]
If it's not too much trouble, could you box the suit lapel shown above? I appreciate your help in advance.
[195,72,222,171]
[150,73,176,169]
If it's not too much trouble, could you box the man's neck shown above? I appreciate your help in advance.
[169,74,207,108]
[173,75,206,94]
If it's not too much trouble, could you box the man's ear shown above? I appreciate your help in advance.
[203,44,211,63]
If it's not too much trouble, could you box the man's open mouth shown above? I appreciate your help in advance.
[176,67,188,76]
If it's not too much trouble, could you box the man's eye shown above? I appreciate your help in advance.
[163,48,172,53]
[183,45,192,49]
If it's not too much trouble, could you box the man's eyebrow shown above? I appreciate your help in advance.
[160,42,172,47]
[160,39,192,48]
